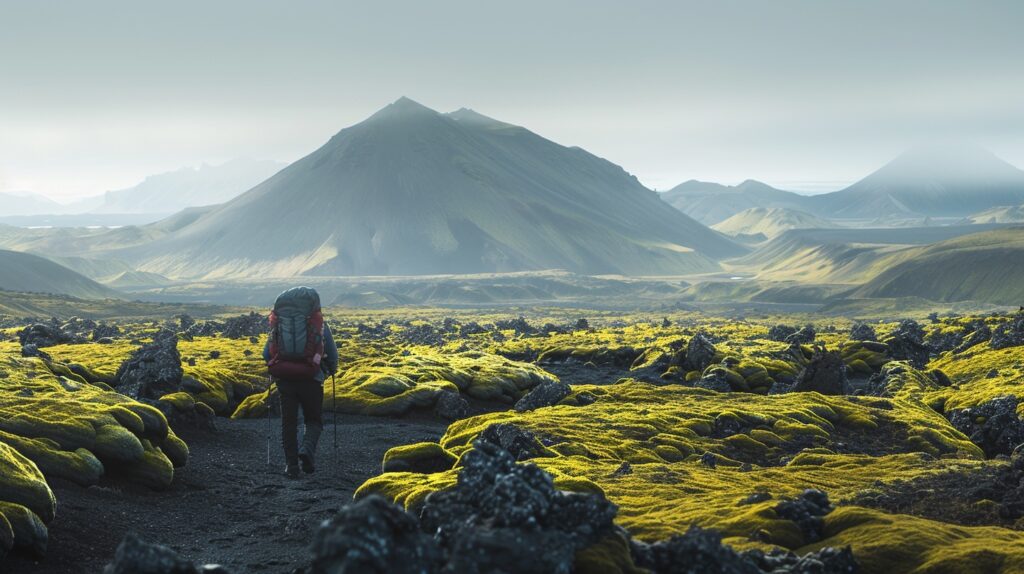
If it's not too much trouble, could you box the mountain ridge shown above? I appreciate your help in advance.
[107,98,743,279]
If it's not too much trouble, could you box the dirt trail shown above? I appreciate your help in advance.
[4,415,448,574]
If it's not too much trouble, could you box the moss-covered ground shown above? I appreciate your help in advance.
[2,306,1024,571]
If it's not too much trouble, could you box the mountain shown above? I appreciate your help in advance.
[658,180,810,225]
[0,249,122,299]
[116,98,743,279]
[967,204,1024,224]
[730,225,1005,284]
[711,207,840,239]
[851,226,1024,305]
[91,158,287,214]
[806,144,1024,219]
[0,191,65,216]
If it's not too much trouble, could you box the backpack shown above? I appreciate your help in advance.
[267,286,325,380]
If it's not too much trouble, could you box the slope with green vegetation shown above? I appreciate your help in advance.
[712,207,840,239]
[968,203,1024,224]
[0,250,122,300]
[852,227,1024,305]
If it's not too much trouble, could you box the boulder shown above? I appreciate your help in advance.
[774,489,833,544]
[419,440,618,574]
[767,325,798,342]
[477,423,551,461]
[790,348,848,395]
[220,312,268,339]
[103,534,229,574]
[991,314,1024,350]
[883,320,931,368]
[955,323,991,353]
[18,323,78,349]
[116,330,184,400]
[948,396,1024,458]
[784,325,816,345]
[849,323,877,342]
[434,391,470,421]
[308,495,441,574]
[681,331,718,372]
[514,380,571,412]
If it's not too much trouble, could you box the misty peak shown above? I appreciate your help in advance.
[367,97,439,121]
[874,142,1023,183]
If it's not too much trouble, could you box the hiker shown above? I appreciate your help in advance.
[263,286,339,478]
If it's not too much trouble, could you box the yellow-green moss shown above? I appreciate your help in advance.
[382,442,458,473]
[234,350,557,418]
[807,506,1024,573]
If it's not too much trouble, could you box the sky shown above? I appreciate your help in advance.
[1,0,1023,201]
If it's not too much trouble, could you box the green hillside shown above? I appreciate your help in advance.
[711,207,840,239]
[852,226,1024,305]
[0,249,122,300]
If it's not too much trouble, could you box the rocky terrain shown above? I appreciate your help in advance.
[2,306,1024,572]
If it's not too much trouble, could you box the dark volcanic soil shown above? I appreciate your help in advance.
[4,415,447,574]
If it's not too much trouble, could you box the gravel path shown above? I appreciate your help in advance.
[5,415,448,573]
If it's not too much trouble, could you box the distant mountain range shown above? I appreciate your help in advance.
[661,144,1024,224]
[90,158,286,215]
[658,180,808,225]
[0,159,285,223]
[106,97,742,278]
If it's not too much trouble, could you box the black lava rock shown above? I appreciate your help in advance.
[420,439,618,574]
[434,390,470,421]
[948,396,1024,458]
[18,322,78,348]
[221,312,269,339]
[116,329,184,400]
[849,323,877,342]
[745,547,858,574]
[785,325,817,345]
[307,495,442,574]
[514,380,571,412]
[631,525,761,574]
[790,348,848,395]
[775,489,833,544]
[20,343,51,360]
[103,534,228,574]
[884,320,931,368]
[681,331,718,372]
[494,316,537,336]
[477,423,550,461]
[991,314,1024,350]
[767,324,799,343]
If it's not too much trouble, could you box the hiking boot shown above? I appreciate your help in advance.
[299,452,315,474]
[284,464,300,479]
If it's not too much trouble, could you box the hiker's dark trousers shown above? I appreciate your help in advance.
[277,379,323,466]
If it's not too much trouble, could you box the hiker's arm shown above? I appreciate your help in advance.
[262,336,271,364]
[323,324,339,376]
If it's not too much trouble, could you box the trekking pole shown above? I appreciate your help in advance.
[332,372,338,477]
[266,379,274,468]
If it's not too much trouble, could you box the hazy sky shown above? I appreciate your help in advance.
[2,0,1023,201]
